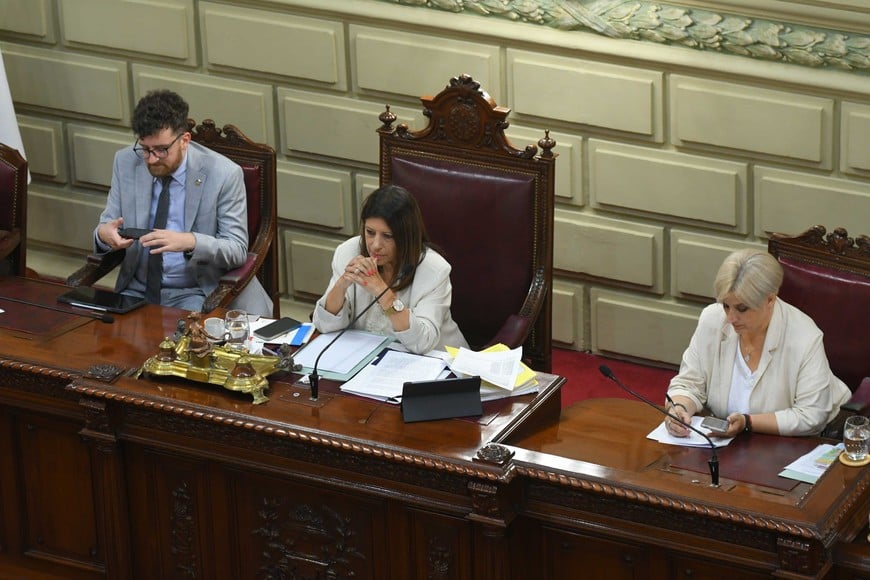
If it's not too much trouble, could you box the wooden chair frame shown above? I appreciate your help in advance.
[0,142,27,277]
[377,74,556,371]
[768,225,870,427]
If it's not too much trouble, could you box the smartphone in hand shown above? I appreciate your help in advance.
[700,416,730,434]
[119,227,153,239]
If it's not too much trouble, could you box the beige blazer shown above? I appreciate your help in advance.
[667,298,850,436]
[313,237,468,354]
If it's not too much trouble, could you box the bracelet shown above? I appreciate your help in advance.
[669,402,688,413]
[743,413,752,434]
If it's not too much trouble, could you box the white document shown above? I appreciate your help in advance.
[779,443,844,484]
[340,349,448,402]
[480,381,539,402]
[449,346,521,390]
[294,329,391,375]
[647,416,734,448]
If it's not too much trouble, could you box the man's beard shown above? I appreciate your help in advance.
[147,164,172,177]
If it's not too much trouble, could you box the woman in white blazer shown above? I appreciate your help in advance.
[665,249,850,437]
[313,185,468,354]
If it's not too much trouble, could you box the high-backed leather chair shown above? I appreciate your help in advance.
[768,225,870,393]
[67,120,279,317]
[0,142,27,277]
[377,75,556,371]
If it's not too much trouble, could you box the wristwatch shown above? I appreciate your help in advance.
[382,298,405,317]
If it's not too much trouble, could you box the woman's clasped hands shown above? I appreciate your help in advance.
[341,255,384,296]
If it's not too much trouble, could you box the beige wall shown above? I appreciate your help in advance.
[2,0,869,366]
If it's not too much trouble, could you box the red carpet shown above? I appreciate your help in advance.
[552,349,677,408]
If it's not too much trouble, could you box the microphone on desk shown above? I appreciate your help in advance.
[0,295,115,323]
[308,264,413,401]
[598,364,719,487]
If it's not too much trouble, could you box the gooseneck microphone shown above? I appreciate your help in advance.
[0,295,115,323]
[308,265,413,401]
[598,364,719,487]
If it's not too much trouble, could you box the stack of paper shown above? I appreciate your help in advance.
[340,349,448,402]
[445,344,539,401]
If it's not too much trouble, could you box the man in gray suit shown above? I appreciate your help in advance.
[94,89,272,316]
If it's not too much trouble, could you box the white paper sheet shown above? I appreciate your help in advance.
[779,443,843,484]
[646,416,734,448]
[449,346,521,390]
[340,349,448,402]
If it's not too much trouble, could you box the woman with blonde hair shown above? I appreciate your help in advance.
[665,248,850,437]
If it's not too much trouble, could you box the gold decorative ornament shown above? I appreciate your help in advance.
[135,312,300,404]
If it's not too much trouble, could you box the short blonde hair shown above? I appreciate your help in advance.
[713,249,783,308]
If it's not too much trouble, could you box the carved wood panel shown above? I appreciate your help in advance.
[226,468,386,579]
[15,409,101,570]
[541,526,650,580]
[407,508,472,580]
[124,445,215,580]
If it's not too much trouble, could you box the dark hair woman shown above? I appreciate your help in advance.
[313,185,467,353]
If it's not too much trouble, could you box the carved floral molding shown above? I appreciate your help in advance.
[379,0,870,73]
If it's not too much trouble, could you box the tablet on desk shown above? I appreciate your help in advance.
[57,287,147,314]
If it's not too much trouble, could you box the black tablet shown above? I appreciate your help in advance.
[401,376,482,423]
[58,287,147,314]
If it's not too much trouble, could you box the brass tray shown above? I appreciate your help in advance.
[136,312,299,404]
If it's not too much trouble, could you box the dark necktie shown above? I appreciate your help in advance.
[145,176,172,304]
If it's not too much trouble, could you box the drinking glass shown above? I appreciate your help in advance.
[844,415,870,462]
[224,309,250,350]
[204,317,225,343]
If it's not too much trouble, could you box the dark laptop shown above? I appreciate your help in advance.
[58,287,147,314]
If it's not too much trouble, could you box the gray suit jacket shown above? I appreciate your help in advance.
[95,141,273,316]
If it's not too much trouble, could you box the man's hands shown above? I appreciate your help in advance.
[140,229,196,254]
[98,217,195,254]
[98,218,134,251]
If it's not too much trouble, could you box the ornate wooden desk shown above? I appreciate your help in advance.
[0,277,867,579]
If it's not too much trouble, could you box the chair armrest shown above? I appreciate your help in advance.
[482,268,549,350]
[485,314,532,350]
[0,228,21,261]
[66,249,126,287]
[202,252,258,313]
[841,377,870,415]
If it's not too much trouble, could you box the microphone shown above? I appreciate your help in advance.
[309,264,413,400]
[598,364,719,487]
[0,295,115,323]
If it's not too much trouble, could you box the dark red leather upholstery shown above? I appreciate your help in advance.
[391,155,535,349]
[768,226,870,395]
[239,162,261,241]
[377,75,557,371]
[778,256,870,391]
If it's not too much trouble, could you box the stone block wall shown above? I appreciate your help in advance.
[2,0,869,365]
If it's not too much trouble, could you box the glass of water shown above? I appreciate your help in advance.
[224,309,250,350]
[844,415,869,462]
